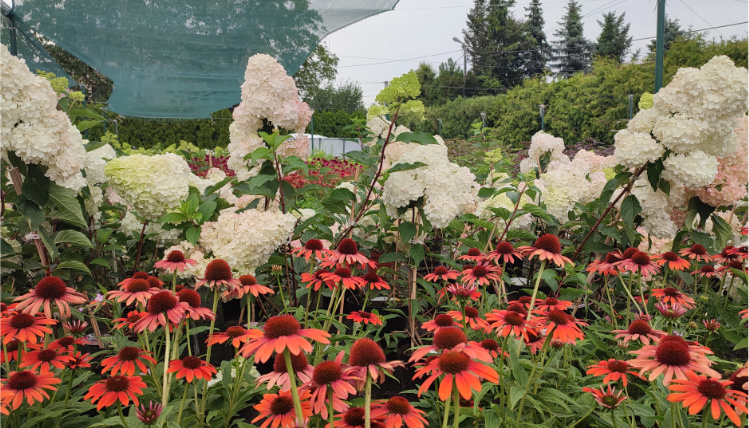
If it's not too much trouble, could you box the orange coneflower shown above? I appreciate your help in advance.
[533,309,588,345]
[48,336,84,351]
[485,242,523,265]
[679,244,713,262]
[13,276,87,319]
[252,389,312,428]
[524,331,546,355]
[106,278,159,307]
[20,348,74,372]
[195,259,242,293]
[617,251,661,278]
[238,275,274,297]
[422,313,459,332]
[176,289,215,321]
[322,267,366,290]
[1,312,56,344]
[207,325,254,348]
[740,308,748,320]
[147,276,165,290]
[628,335,720,385]
[334,407,372,428]
[167,356,216,383]
[729,365,748,392]
[360,270,390,290]
[535,297,573,311]
[587,252,624,276]
[423,266,460,282]
[507,300,530,314]
[408,327,491,363]
[0,370,60,410]
[655,302,688,320]
[239,315,331,363]
[132,290,190,333]
[414,350,499,400]
[692,265,719,279]
[651,288,696,308]
[256,351,314,391]
[719,260,747,274]
[613,320,666,345]
[668,371,749,425]
[154,250,197,273]
[461,264,501,286]
[485,310,536,341]
[582,385,627,409]
[113,310,146,331]
[518,234,572,267]
[702,319,721,331]
[303,352,360,419]
[100,347,157,376]
[323,238,374,269]
[447,307,490,332]
[654,251,691,271]
[443,283,481,302]
[301,270,330,291]
[1,339,41,364]
[348,338,403,388]
[458,248,485,263]
[291,239,331,262]
[347,311,383,326]
[63,320,88,335]
[479,339,508,359]
[65,351,93,369]
[118,271,150,288]
[587,359,643,386]
[84,375,147,410]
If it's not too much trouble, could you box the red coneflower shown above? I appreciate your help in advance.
[133,290,190,333]
[621,247,640,260]
[703,319,721,331]
[651,288,696,308]
[1,339,41,364]
[252,389,313,428]
[118,271,151,288]
[238,275,275,297]
[518,234,572,267]
[65,351,93,370]
[13,276,87,319]
[668,371,749,425]
[347,311,383,326]
[195,259,242,292]
[692,265,719,279]
[655,302,688,320]
[0,370,60,410]
[303,352,360,419]
[301,270,331,291]
[613,320,666,345]
[256,351,314,391]
[349,338,403,388]
[617,251,661,278]
[176,289,216,321]
[360,270,390,290]
[0,312,56,344]
[729,365,748,392]
[444,283,481,301]
[136,401,163,425]
[524,331,545,355]
[106,278,159,307]
[333,406,370,428]
[100,347,157,376]
[535,297,573,311]
[485,310,537,341]
[447,307,490,331]
[458,248,485,263]
[414,350,499,400]
[506,302,528,316]
[479,339,508,359]
[628,335,720,385]
[587,359,643,386]
[207,325,255,348]
[422,313,458,332]
[154,250,197,272]
[291,239,331,262]
[324,238,374,269]
[485,242,523,265]
[423,266,459,282]
[239,315,331,363]
[654,252,691,271]
[113,310,146,331]
[460,264,502,286]
[509,296,533,308]
[408,326,491,363]
[582,385,627,409]
[718,260,747,274]
[48,336,84,351]
[167,356,217,383]
[20,348,74,372]
[586,252,623,276]
[533,310,588,345]
[679,244,713,262]
[84,375,147,410]
[322,267,366,290]
[63,320,88,335]
[147,276,164,290]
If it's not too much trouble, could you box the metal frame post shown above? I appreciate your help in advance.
[628,94,634,119]
[654,0,666,93]
[539,104,546,131]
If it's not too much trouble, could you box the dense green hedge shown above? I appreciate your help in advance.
[413,36,747,144]
[305,110,366,137]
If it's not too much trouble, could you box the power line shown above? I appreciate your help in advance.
[679,0,724,37]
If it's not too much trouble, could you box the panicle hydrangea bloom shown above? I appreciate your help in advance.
[200,209,296,274]
[693,116,748,207]
[534,157,611,222]
[661,150,718,189]
[614,130,664,168]
[1,45,86,191]
[527,131,566,165]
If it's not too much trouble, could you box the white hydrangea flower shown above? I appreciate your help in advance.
[627,108,657,134]
[528,131,566,164]
[519,157,538,174]
[662,150,718,189]
[614,130,665,168]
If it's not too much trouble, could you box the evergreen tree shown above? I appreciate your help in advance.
[414,62,437,104]
[595,12,632,63]
[430,58,465,103]
[648,17,686,53]
[463,0,491,77]
[522,0,550,77]
[294,44,339,99]
[304,82,364,114]
[552,0,592,78]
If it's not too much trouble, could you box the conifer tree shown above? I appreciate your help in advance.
[552,0,592,78]
[522,0,550,77]
[595,11,632,63]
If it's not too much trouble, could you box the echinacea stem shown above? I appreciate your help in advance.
[172,270,177,291]
[364,373,372,428]
[701,406,709,428]
[200,287,221,420]
[118,403,132,428]
[518,331,553,417]
[328,388,335,428]
[604,277,618,329]
[453,381,460,428]
[161,324,171,407]
[526,260,546,320]
[283,349,305,423]
[670,402,678,428]
[441,385,452,428]
[177,382,189,424]
[611,409,619,428]
[61,367,76,412]
[636,271,649,316]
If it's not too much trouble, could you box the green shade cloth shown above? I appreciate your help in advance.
[4,1,397,118]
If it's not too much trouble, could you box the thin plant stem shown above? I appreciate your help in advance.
[328,388,335,428]
[441,385,453,428]
[177,383,190,424]
[283,349,305,423]
[161,324,172,407]
[517,332,554,417]
[612,409,619,428]
[526,260,547,320]
[568,405,594,428]
[453,381,460,428]
[199,287,221,421]
[364,373,372,428]
[701,406,709,428]
[61,367,76,412]
[172,270,177,291]
[185,319,193,356]
[604,276,619,330]
[118,403,132,428]
[671,401,678,428]
[636,271,649,316]
[276,275,287,311]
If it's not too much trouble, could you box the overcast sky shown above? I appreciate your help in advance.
[321,0,749,105]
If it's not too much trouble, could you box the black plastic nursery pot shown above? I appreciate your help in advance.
[344,295,408,333]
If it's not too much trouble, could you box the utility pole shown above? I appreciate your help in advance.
[654,0,666,93]
[453,37,467,97]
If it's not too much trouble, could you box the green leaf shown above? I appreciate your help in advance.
[89,258,111,268]
[510,385,526,409]
[394,131,438,145]
[49,184,87,229]
[376,252,405,263]
[477,187,496,198]
[55,260,91,274]
[245,146,272,162]
[621,194,642,224]
[197,200,217,224]
[159,212,190,224]
[204,176,233,196]
[14,195,45,230]
[522,203,553,223]
[409,245,424,267]
[646,159,664,191]
[583,241,615,255]
[184,193,200,215]
[283,156,309,175]
[387,162,427,174]
[710,213,732,250]
[185,227,200,244]
[75,120,103,131]
[1,239,15,255]
[330,187,356,202]
[54,230,94,249]
[83,140,108,152]
[399,222,417,244]
[22,164,50,206]
[259,131,292,151]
